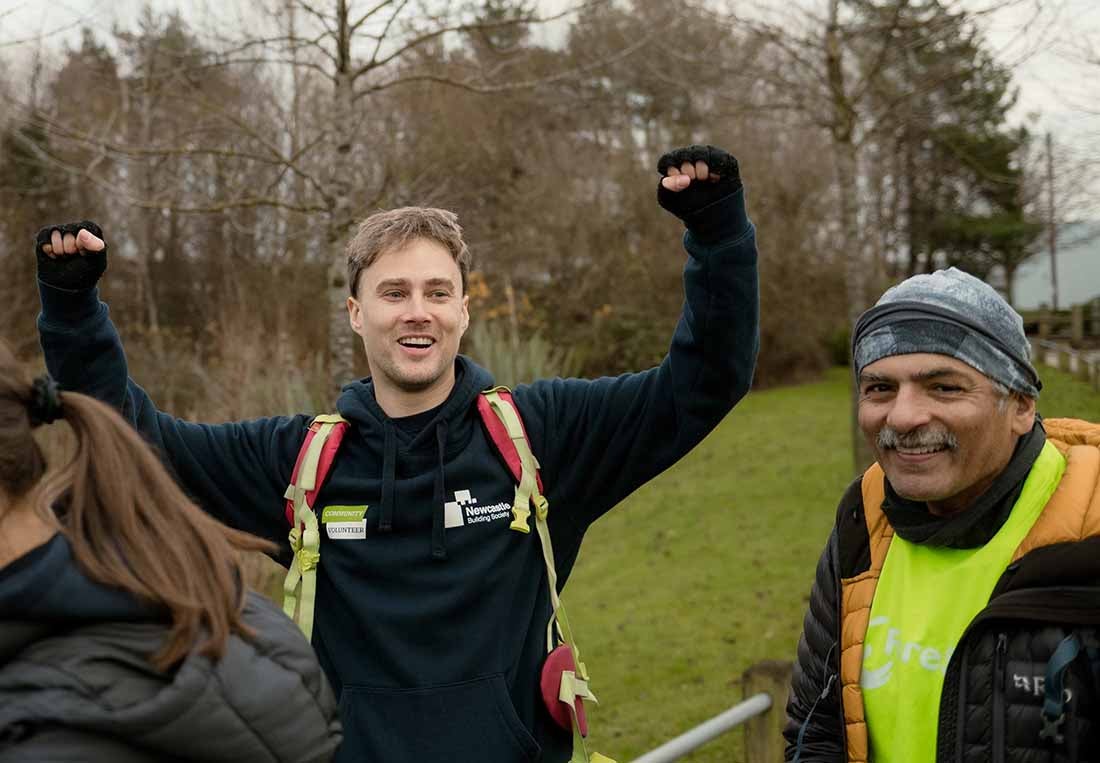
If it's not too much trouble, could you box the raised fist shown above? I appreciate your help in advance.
[35,221,107,291]
[656,145,741,227]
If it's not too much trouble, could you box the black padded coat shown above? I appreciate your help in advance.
[0,534,342,762]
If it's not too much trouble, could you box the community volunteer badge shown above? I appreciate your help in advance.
[321,505,368,540]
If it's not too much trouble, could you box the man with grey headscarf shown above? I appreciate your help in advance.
[783,268,1100,763]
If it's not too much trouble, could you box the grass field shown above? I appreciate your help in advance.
[564,363,1100,762]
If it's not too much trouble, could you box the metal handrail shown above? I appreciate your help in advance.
[631,693,773,763]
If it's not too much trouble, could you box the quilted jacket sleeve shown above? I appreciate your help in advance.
[783,527,844,762]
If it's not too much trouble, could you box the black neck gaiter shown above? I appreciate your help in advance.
[882,419,1047,549]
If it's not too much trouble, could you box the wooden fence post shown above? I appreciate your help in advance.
[744,660,794,763]
[1039,304,1052,339]
[1089,298,1100,339]
[1071,305,1085,346]
[1075,352,1091,384]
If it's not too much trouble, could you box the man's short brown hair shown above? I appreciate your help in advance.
[345,207,472,297]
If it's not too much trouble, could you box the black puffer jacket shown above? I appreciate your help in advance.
[784,425,1100,763]
[0,534,342,762]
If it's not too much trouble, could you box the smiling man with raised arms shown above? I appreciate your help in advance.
[34,145,759,763]
[785,268,1100,763]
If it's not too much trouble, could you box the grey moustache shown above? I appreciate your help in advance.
[877,427,959,451]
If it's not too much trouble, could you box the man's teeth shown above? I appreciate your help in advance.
[399,338,433,347]
[897,446,943,455]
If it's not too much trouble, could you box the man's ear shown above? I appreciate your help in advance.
[1010,392,1037,437]
[460,294,470,334]
[348,295,364,335]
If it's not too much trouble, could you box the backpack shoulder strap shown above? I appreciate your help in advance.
[478,388,543,533]
[477,388,614,762]
[282,413,349,639]
[477,388,544,490]
[284,413,350,527]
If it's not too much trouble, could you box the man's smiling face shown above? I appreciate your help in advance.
[858,353,1035,516]
[348,237,469,414]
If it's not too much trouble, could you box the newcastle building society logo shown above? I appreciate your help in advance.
[444,489,512,529]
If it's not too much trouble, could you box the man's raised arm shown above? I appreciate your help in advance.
[514,145,760,529]
[35,222,303,549]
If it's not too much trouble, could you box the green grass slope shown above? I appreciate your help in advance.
[565,364,1099,762]
[1033,363,1100,423]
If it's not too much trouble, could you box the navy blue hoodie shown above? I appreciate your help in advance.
[37,189,759,762]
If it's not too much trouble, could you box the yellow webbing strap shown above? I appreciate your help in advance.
[282,509,321,638]
[486,389,536,534]
[561,671,611,763]
[282,415,346,640]
[483,391,616,763]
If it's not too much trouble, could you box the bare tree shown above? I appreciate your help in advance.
[729,0,1052,472]
[10,0,658,394]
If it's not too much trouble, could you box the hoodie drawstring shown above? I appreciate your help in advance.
[380,421,397,533]
[431,420,449,560]
[378,417,450,560]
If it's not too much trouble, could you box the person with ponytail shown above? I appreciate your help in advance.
[0,343,342,762]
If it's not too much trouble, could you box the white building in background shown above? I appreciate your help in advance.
[1009,222,1100,310]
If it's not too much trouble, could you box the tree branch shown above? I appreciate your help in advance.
[0,14,90,49]
[349,0,400,34]
[295,0,338,36]
[131,197,331,214]
[367,0,412,66]
[355,18,655,99]
[849,0,909,107]
[21,102,335,208]
[356,0,606,79]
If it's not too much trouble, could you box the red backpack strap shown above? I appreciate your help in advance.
[284,414,350,527]
[477,388,544,493]
[478,388,610,758]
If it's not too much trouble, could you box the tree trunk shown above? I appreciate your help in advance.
[505,275,520,385]
[903,127,920,278]
[1003,263,1016,308]
[326,0,358,397]
[134,50,165,365]
[826,0,874,475]
[286,0,308,268]
[836,141,874,474]
[1046,132,1059,311]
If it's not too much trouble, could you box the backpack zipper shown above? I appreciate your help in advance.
[993,633,1008,763]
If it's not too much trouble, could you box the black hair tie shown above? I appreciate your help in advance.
[29,374,63,427]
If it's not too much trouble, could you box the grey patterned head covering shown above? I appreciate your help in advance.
[853,267,1041,398]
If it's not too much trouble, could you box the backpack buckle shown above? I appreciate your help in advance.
[297,548,321,573]
[510,495,532,533]
[534,495,549,520]
[1040,712,1066,745]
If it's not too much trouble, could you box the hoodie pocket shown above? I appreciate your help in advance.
[336,674,541,763]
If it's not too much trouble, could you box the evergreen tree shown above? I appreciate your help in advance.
[853,0,1041,285]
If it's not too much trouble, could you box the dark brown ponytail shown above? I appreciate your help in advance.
[0,344,275,670]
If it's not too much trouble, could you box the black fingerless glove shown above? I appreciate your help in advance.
[657,145,743,241]
[35,221,107,291]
